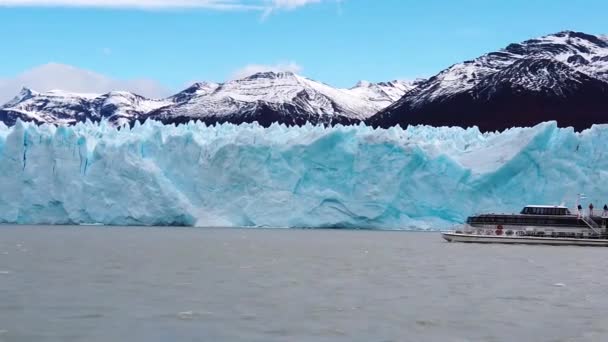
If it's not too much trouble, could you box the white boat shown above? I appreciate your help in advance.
[442,232,608,246]
[442,204,608,247]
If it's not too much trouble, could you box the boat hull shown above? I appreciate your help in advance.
[442,232,608,247]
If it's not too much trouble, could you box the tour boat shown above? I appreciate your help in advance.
[441,204,608,246]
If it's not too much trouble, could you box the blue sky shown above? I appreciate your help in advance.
[0,0,607,99]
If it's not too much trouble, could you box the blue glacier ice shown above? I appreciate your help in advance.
[0,119,607,229]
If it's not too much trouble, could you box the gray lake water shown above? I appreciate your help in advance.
[1,226,608,342]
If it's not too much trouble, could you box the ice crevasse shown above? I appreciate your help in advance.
[0,119,606,229]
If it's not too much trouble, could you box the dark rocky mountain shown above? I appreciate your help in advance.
[367,31,608,131]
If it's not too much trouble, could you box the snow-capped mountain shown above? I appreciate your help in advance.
[0,88,171,126]
[368,31,608,131]
[348,79,423,108]
[146,72,414,126]
[0,72,415,127]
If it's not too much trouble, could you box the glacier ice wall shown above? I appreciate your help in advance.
[0,119,607,229]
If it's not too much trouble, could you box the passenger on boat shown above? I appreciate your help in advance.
[578,204,583,218]
[604,204,608,217]
[589,203,594,216]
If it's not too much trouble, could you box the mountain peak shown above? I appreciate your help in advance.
[368,30,608,132]
[2,87,38,108]
[354,80,372,88]
[527,30,608,49]
[18,86,37,98]
[191,81,219,89]
[242,71,297,81]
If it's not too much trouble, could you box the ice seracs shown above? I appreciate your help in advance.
[2,119,608,228]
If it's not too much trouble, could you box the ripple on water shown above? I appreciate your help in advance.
[416,320,440,327]
[496,295,544,302]
[64,313,105,320]
[176,311,214,320]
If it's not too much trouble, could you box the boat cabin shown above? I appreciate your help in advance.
[520,205,571,216]
[465,205,607,229]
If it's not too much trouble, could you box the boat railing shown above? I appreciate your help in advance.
[580,215,601,234]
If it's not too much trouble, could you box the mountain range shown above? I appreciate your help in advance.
[0,72,417,127]
[2,30,607,131]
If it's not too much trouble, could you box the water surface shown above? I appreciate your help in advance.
[1,226,607,342]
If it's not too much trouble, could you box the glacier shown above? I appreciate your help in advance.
[0,119,607,229]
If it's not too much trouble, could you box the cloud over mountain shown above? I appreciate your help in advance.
[0,63,170,103]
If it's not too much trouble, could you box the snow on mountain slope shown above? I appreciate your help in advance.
[169,81,220,103]
[404,31,608,107]
[347,79,421,108]
[148,72,414,125]
[1,73,414,127]
[2,119,607,228]
[97,91,173,126]
[0,88,172,126]
[368,31,608,131]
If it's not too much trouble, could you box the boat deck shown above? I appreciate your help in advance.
[442,232,608,247]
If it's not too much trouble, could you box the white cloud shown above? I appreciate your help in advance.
[269,0,321,10]
[0,0,340,11]
[0,0,260,10]
[0,63,171,103]
[231,61,302,79]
